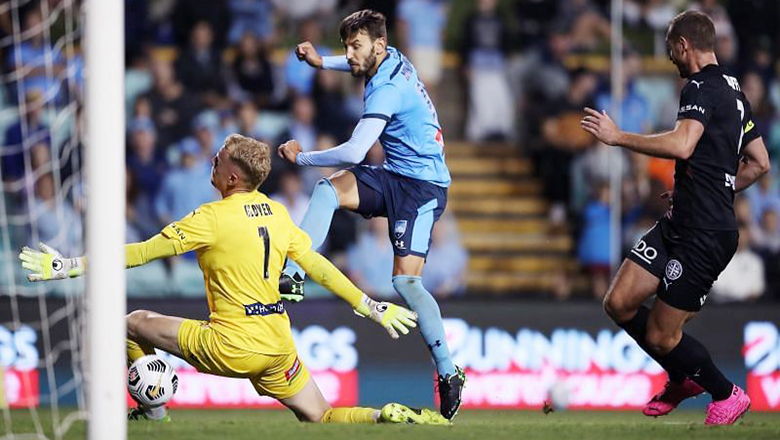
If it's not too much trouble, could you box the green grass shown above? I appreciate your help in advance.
[3,409,780,440]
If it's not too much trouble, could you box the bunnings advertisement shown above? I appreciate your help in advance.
[2,298,779,411]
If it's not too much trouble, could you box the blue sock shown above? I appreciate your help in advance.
[284,179,340,278]
[392,275,456,377]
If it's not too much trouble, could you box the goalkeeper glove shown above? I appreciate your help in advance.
[19,242,86,282]
[354,294,418,339]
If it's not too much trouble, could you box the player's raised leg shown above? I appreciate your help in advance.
[392,255,463,419]
[280,170,359,299]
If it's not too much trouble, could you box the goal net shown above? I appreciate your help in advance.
[1,0,125,438]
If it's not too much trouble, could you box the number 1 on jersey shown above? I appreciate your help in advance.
[258,226,270,279]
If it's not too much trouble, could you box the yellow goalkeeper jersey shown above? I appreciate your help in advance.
[161,191,311,355]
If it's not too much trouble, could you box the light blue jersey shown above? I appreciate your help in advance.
[363,47,450,187]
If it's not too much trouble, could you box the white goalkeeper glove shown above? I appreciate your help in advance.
[354,294,418,339]
[19,242,86,282]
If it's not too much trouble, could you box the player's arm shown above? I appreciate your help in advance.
[20,208,215,281]
[296,41,351,72]
[736,137,771,192]
[294,249,418,339]
[581,107,704,159]
[18,235,178,282]
[280,117,386,167]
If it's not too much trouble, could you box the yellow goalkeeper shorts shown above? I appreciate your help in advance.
[177,319,310,400]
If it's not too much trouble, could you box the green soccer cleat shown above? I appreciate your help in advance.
[380,403,451,426]
[127,407,171,422]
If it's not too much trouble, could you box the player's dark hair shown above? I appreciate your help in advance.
[667,11,716,51]
[339,9,387,42]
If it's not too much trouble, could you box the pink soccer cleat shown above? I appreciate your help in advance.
[643,378,705,417]
[705,385,751,426]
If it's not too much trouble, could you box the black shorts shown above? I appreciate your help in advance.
[627,216,737,312]
[348,165,447,258]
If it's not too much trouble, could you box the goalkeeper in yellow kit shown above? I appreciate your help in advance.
[19,134,448,425]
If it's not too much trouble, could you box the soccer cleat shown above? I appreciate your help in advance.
[437,366,466,420]
[380,403,451,425]
[127,407,171,422]
[279,273,305,302]
[705,385,751,425]
[643,378,705,417]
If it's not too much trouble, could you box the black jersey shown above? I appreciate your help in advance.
[671,64,761,230]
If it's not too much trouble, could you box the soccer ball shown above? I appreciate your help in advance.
[127,355,178,408]
[548,380,571,411]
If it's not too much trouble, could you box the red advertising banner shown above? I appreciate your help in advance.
[3,368,39,408]
[125,368,357,408]
[438,318,668,410]
[744,321,780,412]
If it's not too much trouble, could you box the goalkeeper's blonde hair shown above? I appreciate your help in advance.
[223,134,271,190]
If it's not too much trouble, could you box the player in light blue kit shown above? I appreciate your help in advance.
[277,9,464,419]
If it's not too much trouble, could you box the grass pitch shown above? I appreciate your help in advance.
[3,409,779,440]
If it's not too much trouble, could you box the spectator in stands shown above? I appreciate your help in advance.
[711,224,765,303]
[3,90,49,184]
[5,8,67,105]
[31,172,82,256]
[742,71,775,142]
[271,0,337,23]
[229,32,276,107]
[190,110,222,155]
[270,170,308,225]
[747,173,780,226]
[594,50,652,135]
[531,69,597,223]
[396,0,448,98]
[623,0,677,34]
[143,58,203,151]
[171,0,230,50]
[280,95,318,153]
[227,0,275,45]
[461,0,514,141]
[127,117,165,200]
[752,209,780,302]
[422,215,468,298]
[577,181,611,299]
[126,166,159,241]
[552,0,609,51]
[347,217,395,299]
[154,138,217,227]
[175,20,227,107]
[284,18,330,97]
[313,69,357,142]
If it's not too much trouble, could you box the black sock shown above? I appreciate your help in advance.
[617,306,686,384]
[662,333,733,401]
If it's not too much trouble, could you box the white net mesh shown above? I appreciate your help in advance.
[0,0,87,438]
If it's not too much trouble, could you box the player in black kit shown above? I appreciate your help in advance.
[580,11,769,425]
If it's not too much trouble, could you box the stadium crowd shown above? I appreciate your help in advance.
[1,0,779,301]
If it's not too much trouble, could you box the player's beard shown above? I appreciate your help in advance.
[351,52,376,78]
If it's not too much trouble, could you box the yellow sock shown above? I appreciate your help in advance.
[126,339,155,367]
[321,407,378,423]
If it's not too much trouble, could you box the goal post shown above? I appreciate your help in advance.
[85,0,125,439]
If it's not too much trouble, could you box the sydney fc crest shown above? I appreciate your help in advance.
[394,220,408,239]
